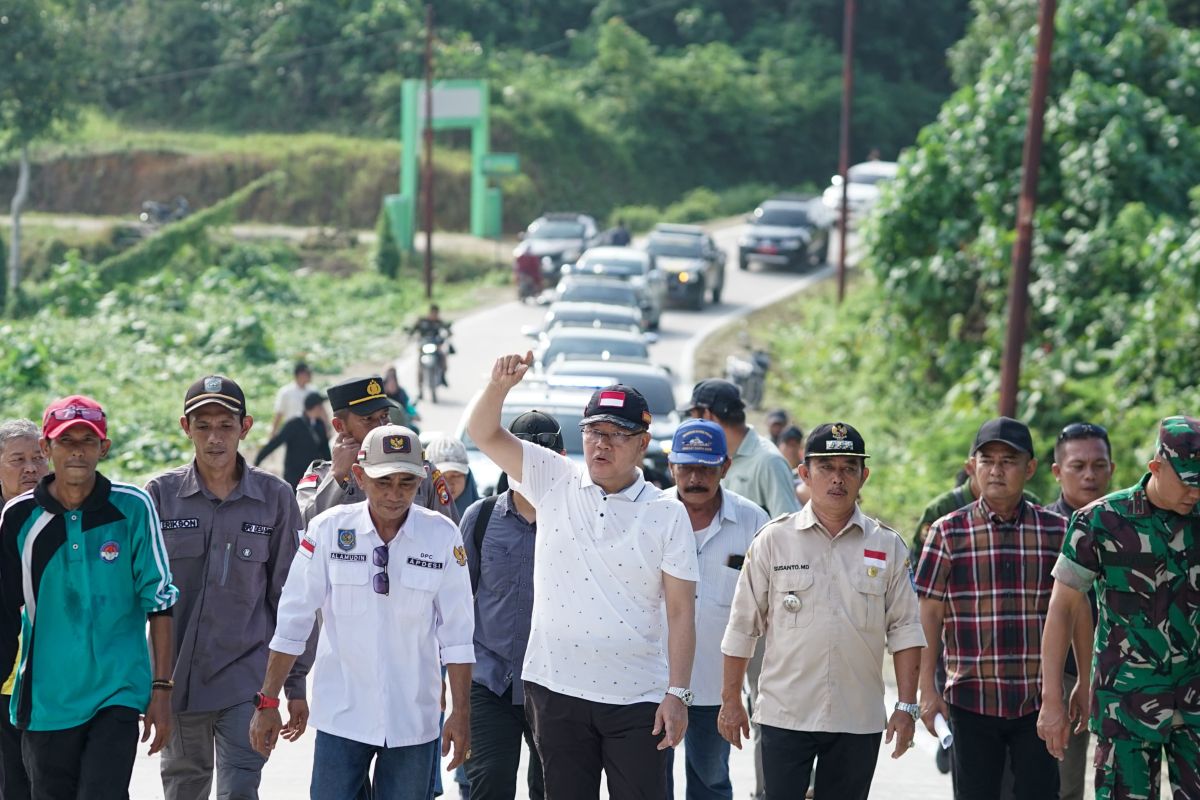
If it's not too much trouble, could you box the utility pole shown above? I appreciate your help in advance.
[999,0,1056,417]
[422,4,435,300]
[836,0,857,304]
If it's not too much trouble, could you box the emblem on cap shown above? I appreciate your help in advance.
[204,376,222,392]
[831,424,848,440]
[383,435,411,454]
[338,529,356,551]
[366,379,382,397]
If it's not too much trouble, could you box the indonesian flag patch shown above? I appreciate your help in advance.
[299,533,317,559]
[298,472,319,488]
[864,548,887,577]
[598,390,626,408]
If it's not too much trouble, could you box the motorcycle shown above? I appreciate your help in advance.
[514,243,544,303]
[416,333,449,403]
[725,348,771,410]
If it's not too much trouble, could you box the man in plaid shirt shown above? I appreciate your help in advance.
[914,417,1068,800]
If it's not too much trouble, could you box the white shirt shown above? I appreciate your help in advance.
[271,501,475,747]
[518,441,699,705]
[274,381,311,421]
[682,488,768,706]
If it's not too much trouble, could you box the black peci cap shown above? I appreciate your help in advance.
[184,375,247,417]
[581,385,652,432]
[805,422,869,459]
[327,376,398,415]
[972,417,1035,459]
[303,391,326,411]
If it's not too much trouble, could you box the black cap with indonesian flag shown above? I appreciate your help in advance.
[580,384,652,432]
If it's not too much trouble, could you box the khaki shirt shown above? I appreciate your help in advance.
[296,459,459,527]
[721,503,925,734]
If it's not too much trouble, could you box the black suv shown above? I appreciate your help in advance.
[737,198,832,271]
[521,212,599,281]
[644,224,727,309]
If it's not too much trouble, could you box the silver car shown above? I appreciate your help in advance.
[561,247,666,329]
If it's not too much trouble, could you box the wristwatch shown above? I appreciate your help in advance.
[254,691,281,711]
[894,701,920,722]
[666,687,694,707]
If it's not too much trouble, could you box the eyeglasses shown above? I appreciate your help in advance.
[581,428,643,445]
[1057,423,1108,443]
[48,406,105,422]
[515,431,562,448]
[372,545,389,596]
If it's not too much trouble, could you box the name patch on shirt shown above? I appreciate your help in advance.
[330,552,367,562]
[161,518,199,530]
[242,522,274,536]
[773,564,809,571]
[407,557,444,570]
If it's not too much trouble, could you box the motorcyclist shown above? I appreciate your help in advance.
[408,304,454,387]
[513,241,543,301]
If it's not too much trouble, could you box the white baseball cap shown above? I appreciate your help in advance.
[424,435,470,475]
[357,425,426,479]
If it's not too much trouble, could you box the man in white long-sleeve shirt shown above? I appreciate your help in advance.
[249,425,475,800]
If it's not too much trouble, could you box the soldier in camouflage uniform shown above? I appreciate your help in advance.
[295,376,459,526]
[1039,415,1200,800]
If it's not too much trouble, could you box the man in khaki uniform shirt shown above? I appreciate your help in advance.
[717,422,925,800]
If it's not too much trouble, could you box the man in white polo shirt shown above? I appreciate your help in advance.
[248,425,474,800]
[467,352,698,800]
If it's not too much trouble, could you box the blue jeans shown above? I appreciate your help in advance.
[666,706,732,800]
[311,730,438,800]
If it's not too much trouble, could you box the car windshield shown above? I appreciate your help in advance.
[560,283,639,306]
[543,337,649,364]
[848,170,892,186]
[530,221,584,239]
[646,236,704,258]
[575,257,646,277]
[463,409,585,454]
[755,207,810,227]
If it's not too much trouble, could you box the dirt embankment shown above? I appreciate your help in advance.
[0,149,481,230]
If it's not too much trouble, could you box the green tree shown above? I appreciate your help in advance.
[0,0,84,308]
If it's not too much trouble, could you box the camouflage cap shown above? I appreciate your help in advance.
[1157,415,1200,487]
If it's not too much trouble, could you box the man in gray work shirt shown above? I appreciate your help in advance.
[147,375,313,800]
[295,376,459,526]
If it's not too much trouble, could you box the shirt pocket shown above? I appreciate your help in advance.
[399,566,443,622]
[163,532,206,592]
[851,570,886,631]
[481,540,518,594]
[330,562,369,616]
[712,564,742,608]
[777,571,815,629]
[1100,551,1158,626]
[225,533,270,599]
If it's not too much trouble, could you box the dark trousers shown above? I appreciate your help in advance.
[523,681,667,800]
[21,705,139,800]
[759,725,880,800]
[465,683,543,800]
[948,704,1058,800]
[0,694,30,800]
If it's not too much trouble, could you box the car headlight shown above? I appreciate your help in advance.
[677,271,690,283]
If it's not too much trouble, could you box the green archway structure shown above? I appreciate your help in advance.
[384,79,519,251]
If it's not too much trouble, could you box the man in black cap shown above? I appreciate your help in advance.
[915,417,1068,800]
[147,375,313,800]
[460,411,564,800]
[467,352,698,800]
[296,376,458,526]
[682,380,799,519]
[719,422,924,800]
[254,392,332,489]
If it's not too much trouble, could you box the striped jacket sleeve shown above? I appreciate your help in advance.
[120,484,179,613]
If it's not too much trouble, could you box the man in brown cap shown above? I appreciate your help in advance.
[1039,415,1200,800]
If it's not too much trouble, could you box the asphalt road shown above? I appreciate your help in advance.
[126,221,967,798]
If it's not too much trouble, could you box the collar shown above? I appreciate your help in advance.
[1048,493,1075,518]
[975,495,1027,526]
[734,427,761,459]
[497,490,535,526]
[580,468,647,500]
[177,455,262,502]
[672,487,733,524]
[33,472,113,515]
[794,501,865,538]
